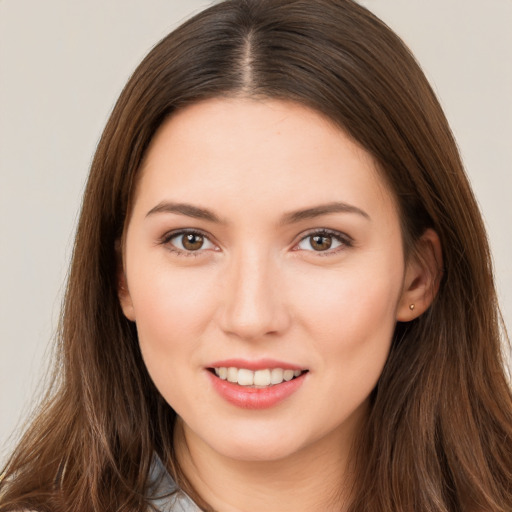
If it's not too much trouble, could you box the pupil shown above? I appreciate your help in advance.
[183,233,203,250]
[312,235,331,251]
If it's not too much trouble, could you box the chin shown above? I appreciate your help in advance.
[218,437,305,463]
[197,419,321,463]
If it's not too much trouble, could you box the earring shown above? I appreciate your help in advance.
[409,304,415,311]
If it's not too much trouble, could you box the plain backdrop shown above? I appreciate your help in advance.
[1,0,511,461]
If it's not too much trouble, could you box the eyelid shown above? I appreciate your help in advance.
[293,228,353,254]
[159,228,218,256]
[158,227,353,257]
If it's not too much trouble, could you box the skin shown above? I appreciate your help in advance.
[119,98,441,511]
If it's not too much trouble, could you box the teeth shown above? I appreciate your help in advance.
[227,367,238,383]
[270,368,284,384]
[238,368,254,386]
[254,369,271,386]
[213,367,304,387]
[283,369,294,381]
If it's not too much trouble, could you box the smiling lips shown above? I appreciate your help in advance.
[213,367,303,387]
[207,362,308,409]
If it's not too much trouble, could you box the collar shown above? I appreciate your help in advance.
[147,455,201,512]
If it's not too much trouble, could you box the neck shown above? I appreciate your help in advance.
[173,413,363,512]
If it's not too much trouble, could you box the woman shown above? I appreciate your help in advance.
[1,0,511,510]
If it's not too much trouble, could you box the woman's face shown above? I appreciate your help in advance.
[120,98,416,463]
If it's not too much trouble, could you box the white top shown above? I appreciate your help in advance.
[147,456,201,512]
[20,456,201,512]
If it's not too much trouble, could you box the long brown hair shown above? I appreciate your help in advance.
[1,1,511,510]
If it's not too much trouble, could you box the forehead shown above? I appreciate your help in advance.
[133,97,397,224]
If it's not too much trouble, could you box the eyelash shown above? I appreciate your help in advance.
[295,228,353,256]
[159,228,353,257]
[159,229,214,258]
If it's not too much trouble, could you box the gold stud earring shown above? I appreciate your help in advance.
[409,304,415,311]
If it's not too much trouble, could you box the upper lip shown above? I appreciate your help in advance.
[207,358,305,371]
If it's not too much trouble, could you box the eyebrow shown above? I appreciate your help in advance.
[280,201,371,224]
[146,201,225,223]
[145,200,370,224]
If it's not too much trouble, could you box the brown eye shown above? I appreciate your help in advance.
[310,235,332,251]
[165,230,216,254]
[182,233,204,251]
[296,230,349,253]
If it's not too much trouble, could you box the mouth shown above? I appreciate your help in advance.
[206,359,309,409]
[208,367,308,388]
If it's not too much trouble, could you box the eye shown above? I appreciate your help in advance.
[161,230,216,255]
[296,229,352,253]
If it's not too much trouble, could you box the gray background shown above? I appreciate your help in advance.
[1,0,511,461]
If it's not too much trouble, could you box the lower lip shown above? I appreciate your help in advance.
[207,371,307,410]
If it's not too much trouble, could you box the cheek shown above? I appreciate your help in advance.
[291,264,402,427]
[291,260,403,364]
[128,262,218,359]
[129,264,221,411]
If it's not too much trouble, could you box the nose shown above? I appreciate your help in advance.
[218,248,291,341]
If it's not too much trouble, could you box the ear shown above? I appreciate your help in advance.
[396,228,443,322]
[116,239,136,322]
